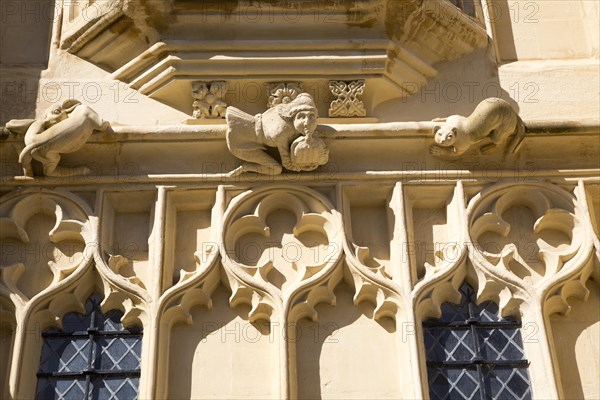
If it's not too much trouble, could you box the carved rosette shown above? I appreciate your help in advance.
[220,186,344,323]
[328,80,366,117]
[267,82,303,108]
[466,182,595,316]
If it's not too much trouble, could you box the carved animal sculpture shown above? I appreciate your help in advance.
[430,98,525,157]
[18,99,109,177]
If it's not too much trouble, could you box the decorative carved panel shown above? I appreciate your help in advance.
[220,185,344,323]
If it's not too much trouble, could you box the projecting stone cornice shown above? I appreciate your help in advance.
[57,0,487,114]
[1,119,598,185]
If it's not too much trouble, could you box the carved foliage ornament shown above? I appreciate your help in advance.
[192,81,228,119]
[328,80,366,117]
[267,82,303,108]
[430,97,525,158]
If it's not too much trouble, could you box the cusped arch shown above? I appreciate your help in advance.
[220,184,345,323]
[411,182,470,322]
[466,181,595,317]
[0,189,96,307]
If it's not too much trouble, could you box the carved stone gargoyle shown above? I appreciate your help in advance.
[429,98,525,157]
[6,99,110,177]
[225,93,329,176]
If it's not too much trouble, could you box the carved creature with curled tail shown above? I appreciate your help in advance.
[429,98,525,157]
[8,99,110,177]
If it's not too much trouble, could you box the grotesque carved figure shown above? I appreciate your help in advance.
[430,98,525,157]
[192,81,228,118]
[226,93,328,176]
[12,99,110,177]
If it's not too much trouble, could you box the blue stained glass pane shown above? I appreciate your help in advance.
[425,327,476,362]
[62,310,92,333]
[477,328,526,361]
[98,309,124,331]
[439,297,471,324]
[483,366,532,400]
[95,336,142,371]
[424,283,531,400]
[475,301,501,323]
[428,366,480,400]
[36,294,142,400]
[90,376,139,400]
[35,377,87,400]
[39,338,90,373]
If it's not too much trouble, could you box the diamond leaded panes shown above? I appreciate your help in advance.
[36,294,142,400]
[423,283,532,400]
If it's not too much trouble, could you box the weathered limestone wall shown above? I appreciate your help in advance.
[0,1,598,399]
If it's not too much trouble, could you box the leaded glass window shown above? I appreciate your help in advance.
[36,294,142,400]
[423,283,532,400]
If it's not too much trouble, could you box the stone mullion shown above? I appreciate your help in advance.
[410,181,470,399]
[138,186,167,398]
[519,304,562,399]
[389,181,424,398]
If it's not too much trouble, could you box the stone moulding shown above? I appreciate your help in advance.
[58,0,486,113]
[463,181,597,399]
[2,104,598,183]
[0,188,151,399]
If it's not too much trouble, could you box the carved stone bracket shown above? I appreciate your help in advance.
[266,82,303,108]
[328,80,366,117]
[192,81,228,119]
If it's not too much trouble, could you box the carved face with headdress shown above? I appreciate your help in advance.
[277,93,318,136]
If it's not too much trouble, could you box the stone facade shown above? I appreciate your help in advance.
[0,1,599,399]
